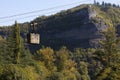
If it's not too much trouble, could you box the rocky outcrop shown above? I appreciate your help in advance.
[33,5,108,50]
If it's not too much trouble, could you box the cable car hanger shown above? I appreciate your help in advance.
[27,21,40,44]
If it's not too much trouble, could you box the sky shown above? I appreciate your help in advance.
[0,0,119,26]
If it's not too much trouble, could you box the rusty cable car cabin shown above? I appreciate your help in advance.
[27,22,40,44]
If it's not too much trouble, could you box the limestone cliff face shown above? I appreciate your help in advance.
[33,5,108,50]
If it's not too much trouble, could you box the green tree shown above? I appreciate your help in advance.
[96,26,120,80]
[55,47,79,80]
[99,26,120,67]
[36,47,56,72]
[14,21,21,64]
[55,47,69,71]
[78,62,90,80]
[0,64,39,80]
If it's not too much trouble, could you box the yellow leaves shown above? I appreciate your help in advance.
[23,66,40,80]
[98,25,120,79]
[61,70,77,80]
[100,26,118,49]
[37,47,56,71]
[1,64,40,80]
[111,43,117,48]
[56,47,69,60]
[39,47,54,56]
[37,47,54,61]
[65,59,77,72]
[102,26,115,35]
[97,67,111,80]
[0,36,3,41]
[35,47,79,79]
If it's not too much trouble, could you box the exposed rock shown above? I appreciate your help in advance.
[88,5,97,19]
[35,6,108,50]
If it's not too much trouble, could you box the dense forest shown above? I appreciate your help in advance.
[0,3,120,80]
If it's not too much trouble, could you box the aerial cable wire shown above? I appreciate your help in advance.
[0,10,58,23]
[0,0,91,19]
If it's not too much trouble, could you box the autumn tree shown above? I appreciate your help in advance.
[95,26,120,80]
[55,47,79,80]
[99,26,120,66]
[36,47,56,72]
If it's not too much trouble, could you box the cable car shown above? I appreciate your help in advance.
[27,22,40,44]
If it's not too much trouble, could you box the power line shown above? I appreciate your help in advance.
[0,0,91,20]
[0,10,58,23]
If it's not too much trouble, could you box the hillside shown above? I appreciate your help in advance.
[28,4,120,50]
[1,4,120,51]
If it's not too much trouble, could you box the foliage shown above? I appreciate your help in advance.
[36,47,56,72]
[0,64,39,80]
[94,26,120,79]
[78,62,90,80]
